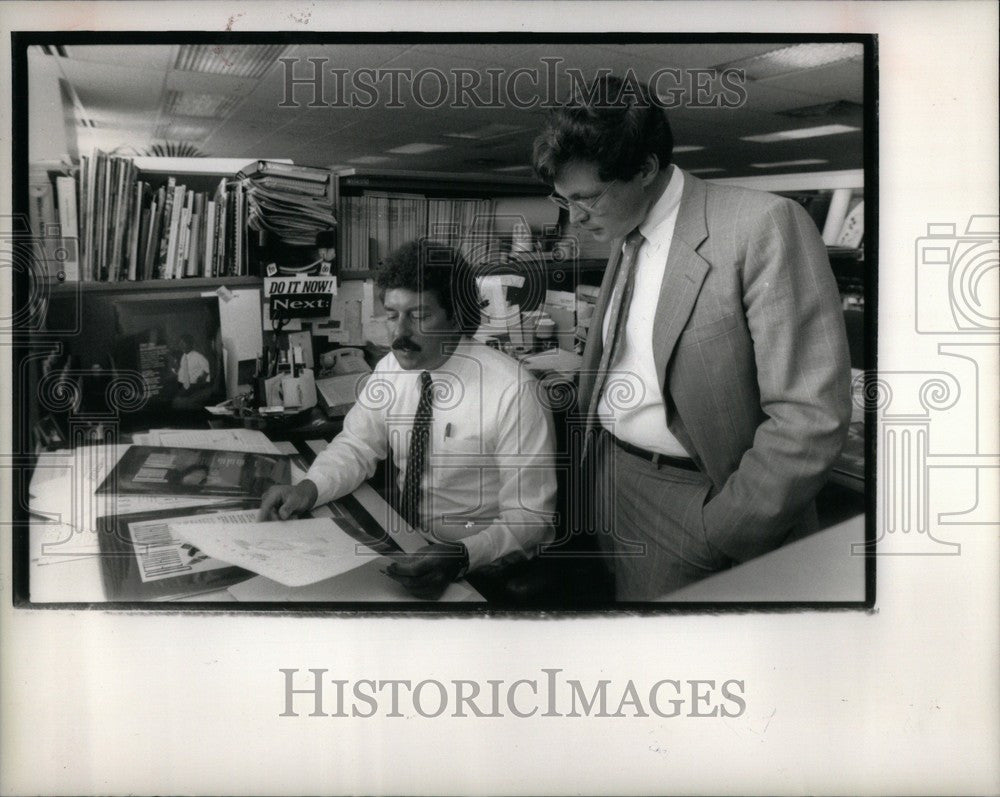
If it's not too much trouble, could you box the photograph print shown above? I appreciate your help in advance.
[10,34,874,608]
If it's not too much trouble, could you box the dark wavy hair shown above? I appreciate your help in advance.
[532,74,674,185]
[375,239,478,332]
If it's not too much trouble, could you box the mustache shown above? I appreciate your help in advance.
[391,337,422,353]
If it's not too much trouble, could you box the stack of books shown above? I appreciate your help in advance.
[28,164,79,281]
[53,149,251,281]
[145,174,250,279]
[239,161,337,248]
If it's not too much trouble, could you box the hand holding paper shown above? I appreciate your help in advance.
[257,480,318,520]
[170,512,374,587]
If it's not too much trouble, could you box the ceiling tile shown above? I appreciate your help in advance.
[34,40,866,180]
[762,59,865,104]
[55,58,165,112]
[629,43,790,68]
[164,69,259,97]
[62,45,176,70]
[407,42,540,65]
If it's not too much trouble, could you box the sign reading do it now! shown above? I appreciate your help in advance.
[264,275,338,320]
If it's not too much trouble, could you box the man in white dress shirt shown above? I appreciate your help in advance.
[259,239,557,599]
[174,334,210,391]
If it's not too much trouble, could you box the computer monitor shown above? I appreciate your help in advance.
[113,294,226,416]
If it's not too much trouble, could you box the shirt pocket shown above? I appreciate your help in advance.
[431,432,490,466]
[429,434,495,504]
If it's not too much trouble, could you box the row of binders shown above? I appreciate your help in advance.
[338,193,493,272]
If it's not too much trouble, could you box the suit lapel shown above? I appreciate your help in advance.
[651,173,711,391]
[579,171,713,408]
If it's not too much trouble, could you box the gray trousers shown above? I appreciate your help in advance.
[592,430,731,600]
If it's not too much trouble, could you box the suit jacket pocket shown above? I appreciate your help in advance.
[677,311,742,348]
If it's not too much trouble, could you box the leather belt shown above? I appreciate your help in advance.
[610,434,699,472]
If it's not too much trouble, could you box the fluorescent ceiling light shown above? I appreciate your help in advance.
[174,44,289,78]
[445,123,526,140]
[348,155,393,165]
[387,143,449,155]
[672,145,705,153]
[741,124,861,143]
[164,91,239,119]
[688,167,726,174]
[717,42,863,80]
[751,159,828,169]
[494,165,532,173]
[777,100,863,119]
[154,122,211,140]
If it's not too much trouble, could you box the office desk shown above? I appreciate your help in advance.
[26,436,865,606]
[207,406,344,443]
[27,439,483,604]
[666,514,868,603]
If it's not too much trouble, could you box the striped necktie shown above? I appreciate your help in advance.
[401,370,434,531]
[586,228,645,422]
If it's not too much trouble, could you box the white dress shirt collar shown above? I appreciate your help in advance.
[637,165,684,250]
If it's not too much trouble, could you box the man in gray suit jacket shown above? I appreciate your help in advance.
[533,76,852,599]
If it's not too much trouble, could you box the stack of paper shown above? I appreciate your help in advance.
[315,372,368,417]
[240,161,336,247]
[28,444,228,574]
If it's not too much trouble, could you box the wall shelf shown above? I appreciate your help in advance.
[334,167,548,199]
[46,275,261,294]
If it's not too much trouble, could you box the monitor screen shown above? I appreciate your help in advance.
[114,294,225,415]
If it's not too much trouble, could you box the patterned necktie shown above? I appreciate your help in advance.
[401,370,434,531]
[586,228,645,421]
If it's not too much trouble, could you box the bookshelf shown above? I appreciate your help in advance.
[47,275,262,295]
[32,155,340,287]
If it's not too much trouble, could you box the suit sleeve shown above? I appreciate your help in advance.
[460,372,558,572]
[702,198,852,561]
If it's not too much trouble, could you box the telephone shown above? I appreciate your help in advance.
[319,347,371,378]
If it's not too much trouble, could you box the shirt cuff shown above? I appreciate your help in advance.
[303,468,337,509]
[460,531,495,573]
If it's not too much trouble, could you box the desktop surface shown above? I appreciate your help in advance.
[24,430,867,607]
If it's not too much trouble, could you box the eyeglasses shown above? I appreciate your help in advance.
[547,181,614,215]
